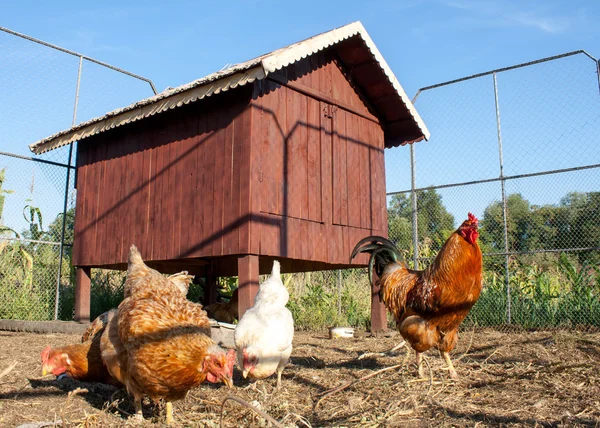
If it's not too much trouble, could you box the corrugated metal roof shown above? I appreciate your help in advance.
[30,21,429,154]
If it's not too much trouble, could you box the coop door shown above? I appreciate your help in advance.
[331,108,381,230]
[258,88,323,223]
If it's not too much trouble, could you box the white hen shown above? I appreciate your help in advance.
[234,260,294,389]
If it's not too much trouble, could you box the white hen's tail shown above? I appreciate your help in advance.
[271,260,280,278]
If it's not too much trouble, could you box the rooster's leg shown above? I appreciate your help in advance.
[134,397,143,421]
[276,369,283,390]
[165,401,174,425]
[442,352,458,379]
[416,352,425,378]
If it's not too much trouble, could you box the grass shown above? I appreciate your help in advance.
[0,238,598,330]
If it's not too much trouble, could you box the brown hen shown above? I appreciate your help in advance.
[116,245,235,424]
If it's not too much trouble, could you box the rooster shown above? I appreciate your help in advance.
[116,245,235,424]
[234,260,294,389]
[351,213,482,379]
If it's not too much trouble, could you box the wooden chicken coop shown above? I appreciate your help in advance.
[30,22,429,332]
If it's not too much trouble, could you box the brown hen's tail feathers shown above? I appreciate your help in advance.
[128,245,143,268]
[350,236,403,284]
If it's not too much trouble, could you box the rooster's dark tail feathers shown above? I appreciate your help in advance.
[350,236,403,283]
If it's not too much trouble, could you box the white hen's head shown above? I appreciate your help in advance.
[240,346,282,379]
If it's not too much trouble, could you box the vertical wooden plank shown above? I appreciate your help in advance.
[285,87,300,220]
[320,101,333,263]
[111,134,126,264]
[150,124,165,260]
[123,130,138,263]
[127,128,142,256]
[378,125,388,236]
[346,110,361,228]
[138,126,153,259]
[179,110,199,257]
[97,140,115,266]
[237,255,259,318]
[238,102,253,254]
[93,143,107,266]
[82,143,95,266]
[159,124,174,261]
[222,105,236,255]
[191,111,207,256]
[261,81,280,217]
[332,108,348,226]
[359,118,372,230]
[276,85,288,258]
[299,93,309,221]
[307,98,322,222]
[201,109,216,256]
[72,145,87,266]
[211,106,226,256]
[170,123,182,259]
[249,85,263,255]
[368,121,381,233]
[74,266,91,323]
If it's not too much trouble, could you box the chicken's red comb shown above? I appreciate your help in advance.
[468,212,479,224]
[41,346,51,362]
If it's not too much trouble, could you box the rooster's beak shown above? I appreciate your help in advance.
[42,367,48,376]
[242,368,250,379]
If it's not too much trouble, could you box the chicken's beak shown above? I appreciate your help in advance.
[242,367,250,379]
[222,375,234,389]
[42,368,47,376]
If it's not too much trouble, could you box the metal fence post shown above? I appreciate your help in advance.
[337,269,342,316]
[493,72,512,325]
[410,144,419,269]
[53,55,83,320]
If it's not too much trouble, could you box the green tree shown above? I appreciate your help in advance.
[387,189,455,252]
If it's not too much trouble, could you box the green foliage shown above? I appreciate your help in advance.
[480,192,600,265]
[465,254,600,329]
[388,189,455,252]
[285,270,371,331]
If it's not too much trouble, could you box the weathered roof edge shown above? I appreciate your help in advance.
[30,21,430,154]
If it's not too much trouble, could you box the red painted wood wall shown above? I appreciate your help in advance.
[72,50,387,274]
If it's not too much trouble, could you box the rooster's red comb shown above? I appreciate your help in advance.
[468,212,478,224]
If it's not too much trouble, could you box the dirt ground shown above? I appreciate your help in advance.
[1,328,599,427]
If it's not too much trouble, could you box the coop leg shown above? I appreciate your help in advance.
[443,352,458,379]
[237,255,259,319]
[370,270,387,333]
[74,267,91,323]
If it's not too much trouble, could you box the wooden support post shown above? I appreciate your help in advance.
[205,264,218,306]
[237,255,259,319]
[74,267,91,323]
[370,271,387,333]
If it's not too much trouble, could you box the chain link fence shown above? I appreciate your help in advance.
[2,28,599,332]
[384,50,600,331]
[0,26,156,321]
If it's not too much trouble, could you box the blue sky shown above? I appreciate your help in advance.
[1,0,599,234]
[3,0,598,97]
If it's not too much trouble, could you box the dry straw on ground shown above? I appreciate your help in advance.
[1,329,599,427]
